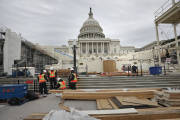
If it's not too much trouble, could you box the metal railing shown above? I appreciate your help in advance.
[154,0,180,19]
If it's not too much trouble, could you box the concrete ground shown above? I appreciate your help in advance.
[0,94,96,120]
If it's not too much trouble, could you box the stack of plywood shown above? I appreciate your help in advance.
[103,60,116,72]
[155,90,180,106]
[61,89,157,100]
[96,96,159,110]
[57,69,70,77]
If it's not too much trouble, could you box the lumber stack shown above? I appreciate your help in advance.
[57,69,70,77]
[61,90,156,100]
[155,90,180,106]
[96,96,159,110]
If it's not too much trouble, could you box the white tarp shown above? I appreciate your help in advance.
[43,108,99,120]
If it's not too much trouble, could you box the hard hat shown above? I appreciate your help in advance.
[70,68,74,71]
[50,67,54,70]
[43,70,46,73]
[57,78,62,81]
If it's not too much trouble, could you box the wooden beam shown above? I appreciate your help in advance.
[49,88,162,94]
[62,90,156,100]
[49,89,83,93]
[82,108,137,115]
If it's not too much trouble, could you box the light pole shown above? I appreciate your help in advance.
[73,40,77,74]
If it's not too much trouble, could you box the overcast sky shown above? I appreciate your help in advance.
[0,0,179,48]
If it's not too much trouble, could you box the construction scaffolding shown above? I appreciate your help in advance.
[154,0,180,65]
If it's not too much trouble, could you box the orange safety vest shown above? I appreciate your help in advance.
[59,81,66,90]
[70,73,77,83]
[38,74,46,83]
[49,71,55,78]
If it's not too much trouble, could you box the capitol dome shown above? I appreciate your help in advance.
[78,8,105,39]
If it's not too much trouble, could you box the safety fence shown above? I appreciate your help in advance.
[154,0,180,19]
[0,78,69,92]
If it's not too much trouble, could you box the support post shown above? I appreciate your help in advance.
[173,23,180,65]
[73,44,77,74]
[155,23,161,66]
[172,0,175,5]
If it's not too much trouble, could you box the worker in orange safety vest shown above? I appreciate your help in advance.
[68,68,77,90]
[48,67,57,89]
[38,70,48,95]
[56,78,66,90]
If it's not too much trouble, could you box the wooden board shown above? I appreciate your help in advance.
[164,92,180,99]
[96,99,113,110]
[158,118,180,120]
[97,88,162,92]
[103,60,116,72]
[82,108,137,115]
[62,90,156,100]
[108,98,119,109]
[49,89,83,93]
[49,88,162,94]
[116,96,159,106]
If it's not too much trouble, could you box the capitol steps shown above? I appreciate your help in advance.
[76,75,180,89]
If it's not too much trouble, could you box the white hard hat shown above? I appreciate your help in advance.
[50,67,54,70]
[57,78,62,81]
[70,68,74,71]
[43,70,46,73]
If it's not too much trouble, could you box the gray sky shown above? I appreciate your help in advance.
[0,0,179,48]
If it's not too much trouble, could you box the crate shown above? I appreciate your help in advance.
[149,67,162,75]
[0,84,27,99]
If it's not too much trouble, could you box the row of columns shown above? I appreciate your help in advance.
[79,42,110,55]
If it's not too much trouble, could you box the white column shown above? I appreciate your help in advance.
[103,42,104,54]
[86,42,87,54]
[101,42,102,54]
[80,42,82,55]
[79,42,81,56]
[97,42,99,54]
[174,23,180,65]
[155,23,161,65]
[92,42,93,54]
[88,42,89,54]
[108,43,109,55]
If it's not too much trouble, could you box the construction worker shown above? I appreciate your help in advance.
[68,68,77,90]
[38,70,48,96]
[48,67,57,89]
[56,78,66,90]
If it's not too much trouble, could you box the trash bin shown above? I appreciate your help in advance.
[149,67,162,75]
[0,84,27,99]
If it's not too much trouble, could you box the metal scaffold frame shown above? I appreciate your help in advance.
[154,0,180,66]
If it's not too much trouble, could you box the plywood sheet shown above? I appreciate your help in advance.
[96,99,113,110]
[82,108,137,115]
[116,96,159,106]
